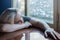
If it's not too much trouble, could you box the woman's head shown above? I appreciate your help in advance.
[0,8,24,24]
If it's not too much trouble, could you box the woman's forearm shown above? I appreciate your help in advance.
[38,20,51,31]
[29,18,51,32]
[2,22,31,32]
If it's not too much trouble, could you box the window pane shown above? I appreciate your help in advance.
[13,0,25,16]
[27,0,53,24]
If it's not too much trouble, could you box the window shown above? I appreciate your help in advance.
[27,0,53,24]
[13,0,54,24]
[13,0,25,16]
[12,0,58,38]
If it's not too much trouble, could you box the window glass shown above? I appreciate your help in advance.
[27,0,53,23]
[13,0,25,16]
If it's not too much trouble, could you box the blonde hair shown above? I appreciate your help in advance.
[0,8,17,24]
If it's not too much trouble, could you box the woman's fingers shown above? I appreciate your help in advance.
[50,32,57,40]
[44,29,60,40]
[53,31,60,40]
[44,31,48,37]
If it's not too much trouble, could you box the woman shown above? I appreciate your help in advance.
[0,8,60,40]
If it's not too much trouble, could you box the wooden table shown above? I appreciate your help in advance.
[0,28,53,40]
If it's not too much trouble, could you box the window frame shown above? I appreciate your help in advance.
[57,0,60,31]
[53,0,58,30]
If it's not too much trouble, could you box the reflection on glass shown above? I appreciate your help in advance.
[21,32,48,40]
[30,32,48,40]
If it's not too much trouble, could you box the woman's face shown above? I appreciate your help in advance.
[15,13,24,24]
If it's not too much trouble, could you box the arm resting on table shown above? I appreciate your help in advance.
[1,22,31,32]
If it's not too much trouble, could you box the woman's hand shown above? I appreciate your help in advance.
[24,21,32,27]
[44,28,60,40]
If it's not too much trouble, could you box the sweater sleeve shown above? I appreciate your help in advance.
[23,16,31,22]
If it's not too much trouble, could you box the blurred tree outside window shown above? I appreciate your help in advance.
[13,0,53,24]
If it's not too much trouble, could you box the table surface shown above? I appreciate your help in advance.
[0,28,53,40]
